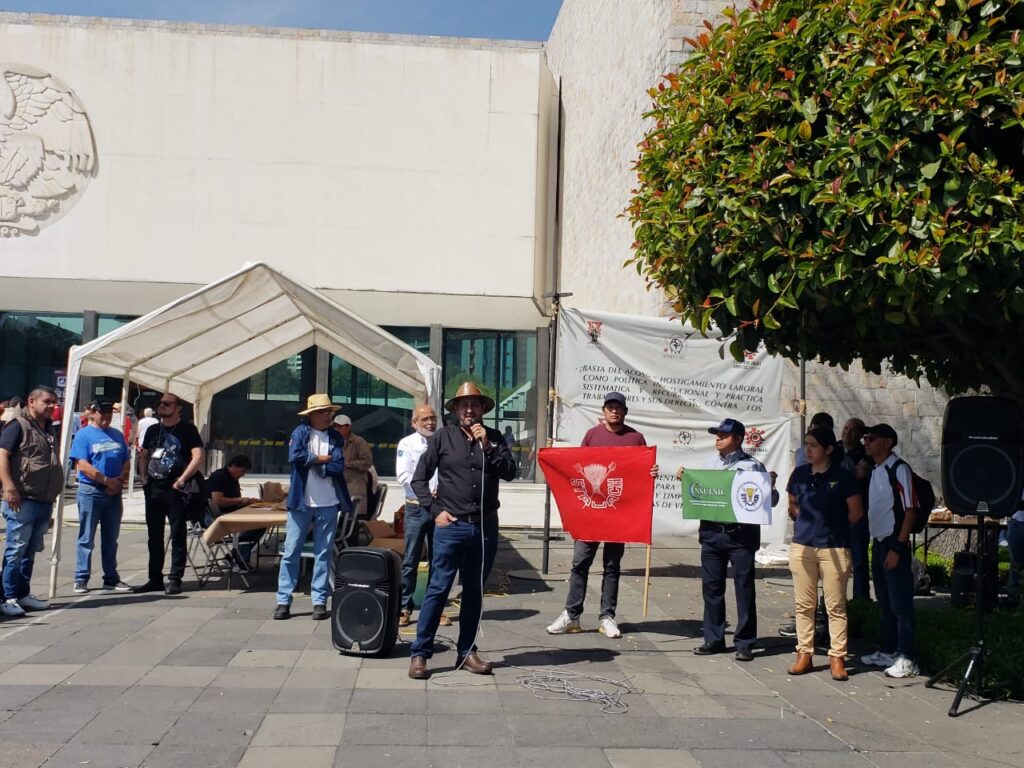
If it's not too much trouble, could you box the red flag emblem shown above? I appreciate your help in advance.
[538,446,656,545]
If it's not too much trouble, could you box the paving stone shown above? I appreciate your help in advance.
[604,748,702,768]
[0,707,96,744]
[64,663,152,687]
[671,718,846,752]
[282,666,358,689]
[582,716,680,749]
[0,664,82,686]
[21,683,126,713]
[428,714,514,746]
[188,687,279,714]
[428,690,501,715]
[140,744,247,768]
[693,673,777,696]
[210,666,290,689]
[332,746,428,768]
[239,746,337,768]
[0,741,61,768]
[38,743,155,768]
[68,707,178,745]
[250,713,346,746]
[516,747,611,767]
[347,689,428,714]
[139,665,221,687]
[689,749,793,768]
[228,649,301,667]
[342,713,427,745]
[507,714,594,747]
[114,686,204,713]
[294,648,362,669]
[254,618,318,636]
[160,712,264,747]
[242,634,310,651]
[779,751,874,767]
[0,645,45,664]
[354,667,428,690]
[160,645,241,667]
[269,687,351,714]
[0,684,50,711]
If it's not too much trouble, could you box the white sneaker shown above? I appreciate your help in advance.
[546,610,582,634]
[18,594,50,611]
[1,598,26,617]
[860,650,896,667]
[599,616,622,639]
[884,655,919,678]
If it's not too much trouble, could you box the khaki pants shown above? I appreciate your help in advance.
[789,543,851,657]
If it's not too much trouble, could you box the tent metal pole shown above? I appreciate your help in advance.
[48,354,82,599]
[540,292,571,574]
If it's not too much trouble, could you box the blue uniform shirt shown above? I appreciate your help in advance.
[786,462,858,548]
[70,425,129,487]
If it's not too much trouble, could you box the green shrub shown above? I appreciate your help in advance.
[848,598,1024,699]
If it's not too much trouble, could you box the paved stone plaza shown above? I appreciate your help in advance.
[0,525,1020,768]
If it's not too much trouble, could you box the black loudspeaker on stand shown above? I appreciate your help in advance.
[925,396,1024,716]
[331,547,402,657]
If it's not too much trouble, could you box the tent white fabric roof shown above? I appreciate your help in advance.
[49,261,442,596]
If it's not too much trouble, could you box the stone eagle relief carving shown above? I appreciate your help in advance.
[0,64,97,237]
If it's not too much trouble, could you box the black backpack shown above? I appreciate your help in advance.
[884,458,935,535]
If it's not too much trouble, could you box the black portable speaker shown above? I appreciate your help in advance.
[331,546,402,657]
[941,396,1024,517]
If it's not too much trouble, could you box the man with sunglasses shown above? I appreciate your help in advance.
[136,393,204,595]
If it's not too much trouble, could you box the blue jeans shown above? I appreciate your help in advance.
[401,503,434,610]
[871,537,915,659]
[2,498,53,600]
[75,486,123,585]
[1007,517,1024,597]
[276,504,338,607]
[411,515,498,659]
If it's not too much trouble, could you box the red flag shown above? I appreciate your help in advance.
[538,446,656,545]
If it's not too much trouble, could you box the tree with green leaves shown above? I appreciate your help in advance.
[627,0,1024,398]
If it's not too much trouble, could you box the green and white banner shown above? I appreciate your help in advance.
[681,469,772,525]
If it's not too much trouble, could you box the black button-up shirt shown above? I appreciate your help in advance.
[411,423,517,517]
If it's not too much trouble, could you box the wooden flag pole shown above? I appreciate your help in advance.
[642,544,652,617]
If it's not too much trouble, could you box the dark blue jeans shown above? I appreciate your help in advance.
[699,525,759,651]
[75,485,123,585]
[411,515,498,659]
[401,503,434,611]
[2,498,52,600]
[871,537,915,659]
[850,516,871,600]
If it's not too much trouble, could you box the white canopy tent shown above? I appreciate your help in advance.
[49,262,442,597]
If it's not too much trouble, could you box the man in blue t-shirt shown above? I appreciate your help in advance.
[69,400,132,593]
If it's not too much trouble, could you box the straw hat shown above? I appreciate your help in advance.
[444,381,495,414]
[298,393,342,416]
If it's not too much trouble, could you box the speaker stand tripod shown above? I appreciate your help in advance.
[924,502,1004,716]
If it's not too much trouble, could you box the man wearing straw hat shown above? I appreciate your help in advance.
[273,394,353,621]
[407,382,517,679]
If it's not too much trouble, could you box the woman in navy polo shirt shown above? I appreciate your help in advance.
[785,426,864,680]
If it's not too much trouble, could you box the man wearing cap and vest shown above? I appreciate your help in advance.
[273,394,354,621]
[546,391,658,639]
[332,413,374,518]
[679,418,778,662]
[407,382,517,680]
[0,386,62,617]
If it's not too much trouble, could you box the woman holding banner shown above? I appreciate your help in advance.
[785,426,864,681]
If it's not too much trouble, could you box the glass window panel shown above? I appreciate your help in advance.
[0,312,83,401]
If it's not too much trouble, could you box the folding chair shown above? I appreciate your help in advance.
[278,498,360,585]
[198,500,251,590]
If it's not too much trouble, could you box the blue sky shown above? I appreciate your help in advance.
[0,1,564,40]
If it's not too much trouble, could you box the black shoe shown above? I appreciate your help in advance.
[133,580,165,594]
[694,642,727,656]
[165,579,182,595]
[273,604,291,620]
[735,647,754,662]
[311,604,328,621]
[778,622,797,638]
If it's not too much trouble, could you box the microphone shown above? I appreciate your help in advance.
[468,417,484,445]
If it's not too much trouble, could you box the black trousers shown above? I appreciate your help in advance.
[699,523,760,651]
[144,484,188,582]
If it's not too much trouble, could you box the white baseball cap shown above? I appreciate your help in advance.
[333,414,352,427]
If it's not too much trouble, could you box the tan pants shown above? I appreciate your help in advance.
[789,543,851,657]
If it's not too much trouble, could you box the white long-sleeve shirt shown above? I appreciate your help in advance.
[396,431,437,500]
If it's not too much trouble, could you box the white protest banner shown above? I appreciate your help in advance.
[553,307,793,553]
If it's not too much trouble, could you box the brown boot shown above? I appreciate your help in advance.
[788,652,814,675]
[408,656,429,680]
[456,652,493,675]
[830,656,849,681]
[399,610,412,627]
